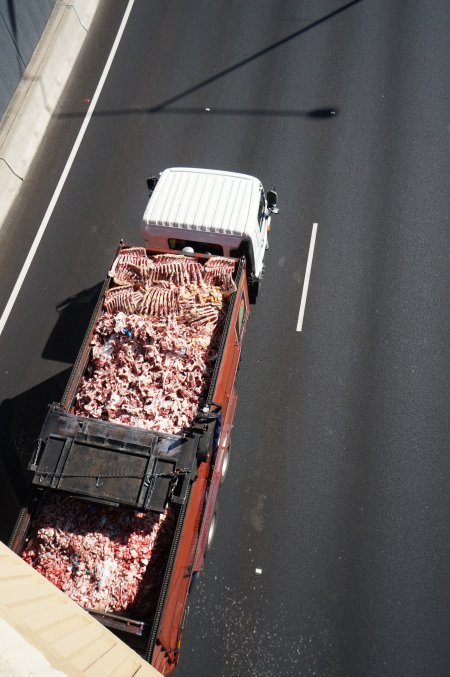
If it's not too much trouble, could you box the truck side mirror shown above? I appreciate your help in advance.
[267,188,279,214]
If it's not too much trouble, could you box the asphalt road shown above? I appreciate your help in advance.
[1,1,449,676]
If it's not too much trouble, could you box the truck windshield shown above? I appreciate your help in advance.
[168,238,223,256]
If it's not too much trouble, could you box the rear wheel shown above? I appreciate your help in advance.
[189,571,200,595]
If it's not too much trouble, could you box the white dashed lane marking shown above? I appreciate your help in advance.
[296,222,318,332]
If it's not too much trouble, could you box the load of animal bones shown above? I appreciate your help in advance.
[74,249,237,434]
[22,493,177,617]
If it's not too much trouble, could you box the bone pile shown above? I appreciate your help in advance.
[22,493,176,618]
[74,250,236,433]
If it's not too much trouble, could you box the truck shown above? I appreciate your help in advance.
[9,167,278,674]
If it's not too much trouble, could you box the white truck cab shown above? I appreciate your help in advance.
[142,167,278,301]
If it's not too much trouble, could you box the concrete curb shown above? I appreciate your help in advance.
[0,0,102,227]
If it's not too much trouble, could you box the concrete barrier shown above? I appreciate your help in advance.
[0,0,101,227]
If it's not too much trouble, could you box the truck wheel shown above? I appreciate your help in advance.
[248,279,259,304]
[220,442,231,485]
[189,571,201,595]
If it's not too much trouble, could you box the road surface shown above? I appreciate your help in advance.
[0,1,449,675]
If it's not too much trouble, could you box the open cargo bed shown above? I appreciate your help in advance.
[28,245,244,510]
[11,245,246,660]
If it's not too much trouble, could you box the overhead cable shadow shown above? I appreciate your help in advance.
[59,105,339,120]
[147,0,364,113]
[56,0,363,121]
[42,282,103,364]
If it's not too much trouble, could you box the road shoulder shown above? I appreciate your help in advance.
[0,0,102,228]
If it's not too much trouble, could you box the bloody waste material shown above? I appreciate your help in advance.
[73,251,236,434]
[21,493,177,618]
[20,251,239,626]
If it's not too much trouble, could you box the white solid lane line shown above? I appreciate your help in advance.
[0,0,136,338]
[296,222,318,332]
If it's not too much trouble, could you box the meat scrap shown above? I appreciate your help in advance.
[152,254,205,286]
[75,250,234,434]
[22,493,177,619]
[178,283,223,308]
[138,284,179,317]
[104,285,142,314]
[204,256,237,292]
[179,302,223,330]
[109,247,155,285]
[76,311,215,432]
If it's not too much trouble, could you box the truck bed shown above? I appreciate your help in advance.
[21,492,177,621]
[28,247,243,510]
[11,246,246,659]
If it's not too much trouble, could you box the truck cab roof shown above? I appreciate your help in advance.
[142,167,263,238]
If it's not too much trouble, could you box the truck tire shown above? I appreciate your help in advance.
[248,280,259,304]
[189,571,200,595]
